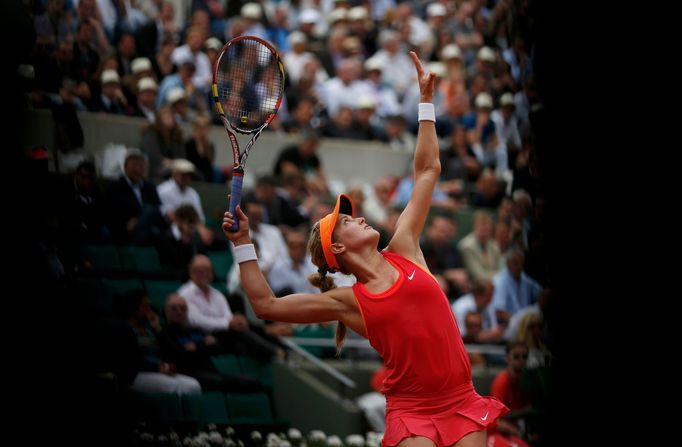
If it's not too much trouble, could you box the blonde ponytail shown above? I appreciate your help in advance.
[308,221,347,355]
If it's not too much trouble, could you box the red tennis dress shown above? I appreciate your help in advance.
[352,251,508,446]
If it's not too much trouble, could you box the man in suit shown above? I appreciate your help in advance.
[106,149,168,244]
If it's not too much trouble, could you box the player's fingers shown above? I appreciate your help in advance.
[409,51,423,75]
[235,205,247,219]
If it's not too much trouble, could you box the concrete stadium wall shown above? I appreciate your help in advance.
[23,109,413,189]
[272,362,366,437]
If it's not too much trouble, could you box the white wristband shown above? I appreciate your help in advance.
[418,103,436,122]
[233,243,258,264]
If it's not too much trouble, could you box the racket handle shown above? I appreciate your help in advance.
[228,168,244,232]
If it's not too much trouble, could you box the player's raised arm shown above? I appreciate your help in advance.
[388,51,440,265]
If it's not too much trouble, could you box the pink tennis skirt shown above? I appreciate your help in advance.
[382,381,509,447]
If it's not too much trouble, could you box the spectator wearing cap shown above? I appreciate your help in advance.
[283,31,314,85]
[467,93,508,177]
[171,26,212,92]
[166,86,194,124]
[204,37,222,67]
[353,97,383,140]
[122,56,156,105]
[491,93,522,168]
[297,8,326,55]
[239,2,268,40]
[346,6,377,57]
[106,149,168,244]
[141,105,186,179]
[467,46,497,81]
[157,57,196,108]
[127,77,158,122]
[131,57,155,81]
[90,69,127,114]
[157,159,206,224]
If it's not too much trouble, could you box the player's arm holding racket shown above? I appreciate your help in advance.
[222,205,357,325]
[213,36,284,232]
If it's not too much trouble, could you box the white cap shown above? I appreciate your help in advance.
[425,62,447,78]
[166,86,186,104]
[171,158,196,174]
[441,44,462,61]
[137,77,158,92]
[288,30,307,46]
[299,8,321,24]
[241,2,262,19]
[475,92,493,109]
[347,6,368,21]
[426,3,447,17]
[500,92,515,107]
[101,69,120,84]
[328,8,347,24]
[477,46,496,62]
[131,57,152,75]
[356,97,376,109]
[205,37,223,51]
[364,57,383,72]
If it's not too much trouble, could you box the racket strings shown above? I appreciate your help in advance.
[216,39,283,132]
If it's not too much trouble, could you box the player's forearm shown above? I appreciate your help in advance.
[238,260,277,319]
[414,119,440,176]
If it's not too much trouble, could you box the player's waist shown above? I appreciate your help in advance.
[385,380,475,413]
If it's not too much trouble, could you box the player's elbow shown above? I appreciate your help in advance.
[252,297,276,320]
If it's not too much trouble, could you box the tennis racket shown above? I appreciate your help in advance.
[212,35,285,231]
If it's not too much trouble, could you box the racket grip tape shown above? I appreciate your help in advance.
[228,169,244,232]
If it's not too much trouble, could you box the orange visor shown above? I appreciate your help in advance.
[319,193,355,272]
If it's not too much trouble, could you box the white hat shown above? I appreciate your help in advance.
[364,57,383,72]
[347,6,368,21]
[425,62,447,78]
[356,97,376,109]
[477,46,496,62]
[299,8,321,24]
[328,8,347,24]
[171,158,196,174]
[205,37,223,51]
[131,57,152,75]
[241,2,262,19]
[500,92,515,107]
[426,3,447,17]
[166,86,186,104]
[475,92,493,109]
[137,77,158,92]
[101,69,120,84]
[288,30,307,46]
[441,44,462,61]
